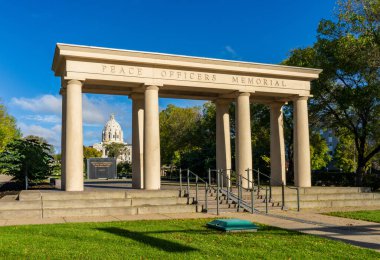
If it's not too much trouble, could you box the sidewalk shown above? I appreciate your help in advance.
[0,209,379,252]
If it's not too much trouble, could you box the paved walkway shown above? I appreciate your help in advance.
[0,209,379,252]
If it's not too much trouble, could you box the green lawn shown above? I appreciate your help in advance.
[0,219,378,259]
[326,210,380,223]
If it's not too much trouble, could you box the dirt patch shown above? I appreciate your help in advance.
[0,181,55,198]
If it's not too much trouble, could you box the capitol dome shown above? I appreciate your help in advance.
[102,114,124,143]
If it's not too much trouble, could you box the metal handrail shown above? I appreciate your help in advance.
[179,168,209,213]
[218,169,258,214]
[250,168,300,212]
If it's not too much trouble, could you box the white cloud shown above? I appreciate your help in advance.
[225,45,237,56]
[11,95,61,114]
[12,94,133,150]
[22,114,61,123]
[18,122,62,152]
[11,94,128,126]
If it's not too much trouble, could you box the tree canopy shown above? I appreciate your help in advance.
[83,146,102,159]
[0,100,21,152]
[0,138,54,184]
[105,143,126,158]
[283,0,380,182]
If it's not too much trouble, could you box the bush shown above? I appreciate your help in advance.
[0,138,54,184]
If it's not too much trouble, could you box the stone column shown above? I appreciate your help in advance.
[216,99,232,187]
[64,80,84,191]
[144,86,161,190]
[234,102,239,176]
[270,102,286,186]
[236,92,252,188]
[60,88,67,190]
[131,93,144,189]
[293,96,311,187]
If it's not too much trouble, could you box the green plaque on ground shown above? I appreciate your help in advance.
[207,219,259,232]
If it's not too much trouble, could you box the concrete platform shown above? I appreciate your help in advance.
[0,187,196,220]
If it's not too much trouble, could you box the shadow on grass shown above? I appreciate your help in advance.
[97,227,198,252]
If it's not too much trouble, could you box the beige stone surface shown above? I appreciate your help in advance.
[52,43,321,100]
[64,80,83,191]
[143,86,160,190]
[294,97,311,187]
[270,102,286,186]
[236,92,252,188]
[0,174,12,183]
[216,99,231,185]
[131,93,144,189]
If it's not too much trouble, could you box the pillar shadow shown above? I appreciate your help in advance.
[97,227,197,253]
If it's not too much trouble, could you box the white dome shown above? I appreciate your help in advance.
[102,114,124,143]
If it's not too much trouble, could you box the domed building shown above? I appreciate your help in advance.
[92,114,132,163]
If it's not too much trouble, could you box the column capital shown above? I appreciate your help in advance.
[293,96,309,101]
[144,85,160,91]
[237,92,250,97]
[66,79,83,86]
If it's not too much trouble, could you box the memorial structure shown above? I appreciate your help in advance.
[52,43,321,191]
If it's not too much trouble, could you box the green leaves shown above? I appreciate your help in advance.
[0,138,54,183]
[284,0,380,177]
[83,146,102,159]
[0,100,21,152]
[105,143,126,158]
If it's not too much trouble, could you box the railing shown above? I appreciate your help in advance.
[218,169,258,214]
[179,168,209,213]
[169,167,300,215]
[248,168,300,212]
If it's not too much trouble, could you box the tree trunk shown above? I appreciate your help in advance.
[355,159,366,186]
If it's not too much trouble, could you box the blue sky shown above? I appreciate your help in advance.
[0,0,336,152]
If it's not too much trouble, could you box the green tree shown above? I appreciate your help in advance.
[105,143,126,158]
[83,146,102,158]
[283,0,380,183]
[159,104,201,166]
[334,133,357,172]
[25,135,55,155]
[0,138,54,185]
[310,133,331,170]
[0,100,21,152]
[117,161,132,176]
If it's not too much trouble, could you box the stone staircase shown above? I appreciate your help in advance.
[0,190,197,220]
[1,186,379,220]
[264,186,380,209]
[187,186,380,213]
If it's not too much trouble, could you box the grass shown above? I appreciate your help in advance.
[0,218,379,259]
[326,210,380,223]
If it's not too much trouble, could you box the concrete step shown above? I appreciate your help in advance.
[43,204,197,218]
[131,197,188,206]
[189,186,373,196]
[239,198,380,209]
[41,191,127,201]
[0,200,41,210]
[203,207,242,214]
[43,206,137,218]
[245,192,380,201]
[42,197,189,209]
[0,209,42,220]
[126,190,180,199]
[43,199,132,209]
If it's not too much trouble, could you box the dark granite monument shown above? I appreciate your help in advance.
[87,158,117,179]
